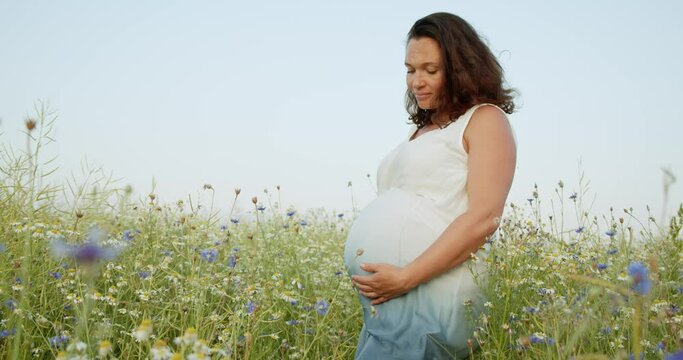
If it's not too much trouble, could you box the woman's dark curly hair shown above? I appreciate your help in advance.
[405,12,516,128]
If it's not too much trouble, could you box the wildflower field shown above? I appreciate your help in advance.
[1,107,682,359]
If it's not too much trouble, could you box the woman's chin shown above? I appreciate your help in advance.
[418,102,435,110]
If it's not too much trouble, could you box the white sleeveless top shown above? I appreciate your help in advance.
[376,103,505,221]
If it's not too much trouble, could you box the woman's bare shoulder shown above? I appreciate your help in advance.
[463,104,514,152]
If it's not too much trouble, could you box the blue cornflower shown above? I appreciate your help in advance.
[529,334,544,344]
[527,198,533,205]
[656,342,666,352]
[537,288,552,296]
[335,270,343,276]
[628,262,651,295]
[228,255,236,269]
[315,299,329,316]
[220,224,228,231]
[50,272,62,279]
[286,210,296,217]
[50,226,122,264]
[230,218,239,224]
[300,220,308,226]
[523,306,538,314]
[256,205,266,212]
[246,301,256,314]
[666,349,683,360]
[607,248,618,255]
[597,263,608,271]
[605,230,616,238]
[509,314,518,322]
[285,320,299,325]
[122,230,134,241]
[162,249,172,257]
[601,326,612,334]
[569,192,577,200]
[529,334,554,345]
[4,299,16,311]
[49,335,69,348]
[303,305,313,312]
[678,286,683,294]
[337,213,344,218]
[575,226,584,234]
[200,249,218,263]
[138,271,150,279]
[289,300,298,306]
[0,328,16,338]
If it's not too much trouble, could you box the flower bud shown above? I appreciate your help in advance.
[25,118,36,132]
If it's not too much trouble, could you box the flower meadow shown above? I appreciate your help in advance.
[1,106,682,359]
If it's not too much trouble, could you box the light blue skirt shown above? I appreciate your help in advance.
[344,189,487,359]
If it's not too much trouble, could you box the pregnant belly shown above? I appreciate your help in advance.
[343,188,451,277]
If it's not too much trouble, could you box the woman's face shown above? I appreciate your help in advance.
[405,37,445,110]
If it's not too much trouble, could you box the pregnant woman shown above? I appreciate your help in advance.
[343,12,517,359]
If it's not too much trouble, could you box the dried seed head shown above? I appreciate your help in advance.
[251,196,258,205]
[467,339,473,348]
[347,181,352,187]
[356,248,364,257]
[518,336,530,347]
[75,210,84,219]
[276,185,280,190]
[25,118,37,132]
[203,184,213,190]
[234,187,241,195]
[648,256,658,274]
[149,193,156,201]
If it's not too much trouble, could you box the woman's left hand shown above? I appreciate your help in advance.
[351,263,414,305]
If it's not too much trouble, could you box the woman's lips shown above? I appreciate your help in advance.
[415,93,431,101]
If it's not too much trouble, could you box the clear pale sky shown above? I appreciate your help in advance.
[1,1,681,227]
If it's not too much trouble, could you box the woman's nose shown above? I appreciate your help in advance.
[412,73,425,89]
